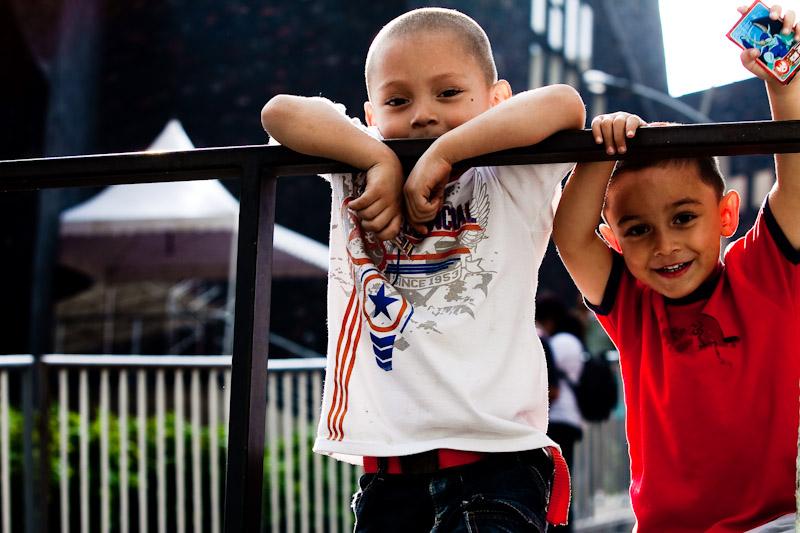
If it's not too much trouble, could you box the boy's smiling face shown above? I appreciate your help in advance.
[601,163,740,299]
[364,30,508,139]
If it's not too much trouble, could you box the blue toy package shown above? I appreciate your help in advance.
[727,0,800,84]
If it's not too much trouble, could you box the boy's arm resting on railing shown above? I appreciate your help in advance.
[552,112,644,307]
[404,84,586,229]
[260,95,404,240]
[552,160,616,307]
[422,85,585,163]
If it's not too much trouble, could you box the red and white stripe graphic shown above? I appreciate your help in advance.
[326,287,362,441]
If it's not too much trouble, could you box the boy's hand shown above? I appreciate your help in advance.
[740,4,800,249]
[403,148,452,234]
[591,112,647,156]
[348,157,404,241]
[738,4,800,85]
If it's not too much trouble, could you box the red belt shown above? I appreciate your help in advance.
[363,448,486,474]
[361,446,571,527]
[546,446,571,527]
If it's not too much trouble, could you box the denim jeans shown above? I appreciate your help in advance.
[352,450,553,533]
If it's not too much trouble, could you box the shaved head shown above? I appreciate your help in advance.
[364,8,497,97]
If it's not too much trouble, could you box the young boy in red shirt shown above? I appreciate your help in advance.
[553,4,800,531]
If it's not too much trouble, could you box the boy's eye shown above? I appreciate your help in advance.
[624,224,650,237]
[385,97,409,107]
[673,212,697,225]
[438,88,463,98]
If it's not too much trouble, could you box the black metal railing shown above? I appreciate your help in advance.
[2,120,800,532]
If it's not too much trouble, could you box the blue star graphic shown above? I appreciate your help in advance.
[369,284,398,319]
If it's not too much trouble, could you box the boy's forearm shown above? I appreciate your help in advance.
[553,161,615,251]
[766,83,800,187]
[430,84,585,165]
[260,95,396,170]
[553,160,617,306]
[764,81,800,247]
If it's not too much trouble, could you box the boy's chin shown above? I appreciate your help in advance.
[649,267,719,300]
[653,284,701,300]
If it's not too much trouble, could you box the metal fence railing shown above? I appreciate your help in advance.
[3,121,799,532]
[0,355,364,533]
[0,354,630,533]
[44,355,235,533]
[0,356,34,533]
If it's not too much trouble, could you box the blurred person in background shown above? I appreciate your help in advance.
[536,293,586,533]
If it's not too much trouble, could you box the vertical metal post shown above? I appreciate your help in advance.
[21,368,35,533]
[223,160,276,533]
[29,189,60,533]
[39,5,105,524]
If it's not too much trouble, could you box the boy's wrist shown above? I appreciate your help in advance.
[765,80,800,119]
[366,146,404,189]
[357,138,402,172]
[428,134,459,167]
[370,150,403,173]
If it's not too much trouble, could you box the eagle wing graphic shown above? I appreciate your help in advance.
[459,176,489,249]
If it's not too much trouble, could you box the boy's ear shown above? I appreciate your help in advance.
[364,101,376,126]
[719,190,741,238]
[490,79,512,107]
[598,223,622,254]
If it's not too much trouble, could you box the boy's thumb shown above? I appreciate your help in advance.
[348,189,373,211]
[740,48,763,75]
[347,196,363,211]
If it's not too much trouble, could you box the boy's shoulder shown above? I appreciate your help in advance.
[723,200,800,267]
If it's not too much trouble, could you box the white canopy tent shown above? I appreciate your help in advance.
[59,119,329,282]
[56,120,328,355]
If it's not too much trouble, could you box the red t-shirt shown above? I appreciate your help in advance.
[590,202,800,532]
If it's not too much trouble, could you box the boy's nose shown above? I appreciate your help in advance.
[410,106,439,129]
[653,231,679,256]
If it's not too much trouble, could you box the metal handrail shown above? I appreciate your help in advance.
[0,356,35,367]
[0,354,328,371]
[42,354,234,368]
[40,354,327,371]
[3,121,800,190]
[3,121,800,532]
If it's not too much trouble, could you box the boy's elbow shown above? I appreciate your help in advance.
[551,221,568,250]
[552,221,599,261]
[261,95,342,134]
[553,207,584,251]
[260,94,296,133]
[542,84,585,130]
[552,234,583,267]
[558,85,587,129]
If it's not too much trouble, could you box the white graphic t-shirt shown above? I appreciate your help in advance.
[315,155,573,464]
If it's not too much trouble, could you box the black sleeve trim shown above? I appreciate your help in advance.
[764,199,800,265]
[584,252,625,316]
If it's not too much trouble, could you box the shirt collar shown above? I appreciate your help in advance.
[660,261,740,343]
[663,262,723,306]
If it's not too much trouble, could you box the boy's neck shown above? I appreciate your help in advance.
[663,262,723,306]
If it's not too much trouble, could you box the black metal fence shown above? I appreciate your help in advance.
[2,120,799,532]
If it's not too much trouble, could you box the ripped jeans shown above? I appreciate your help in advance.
[352,450,553,533]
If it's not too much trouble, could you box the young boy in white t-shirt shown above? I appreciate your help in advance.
[261,8,585,531]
